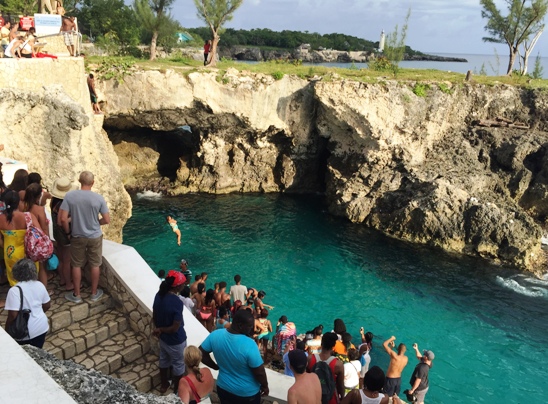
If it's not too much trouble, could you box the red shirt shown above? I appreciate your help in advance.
[204,42,211,53]
[307,354,339,404]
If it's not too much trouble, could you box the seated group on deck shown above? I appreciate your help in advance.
[155,269,436,404]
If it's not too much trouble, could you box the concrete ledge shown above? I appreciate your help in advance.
[0,328,77,403]
[101,239,293,403]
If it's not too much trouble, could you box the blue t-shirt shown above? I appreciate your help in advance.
[153,293,186,345]
[201,329,263,396]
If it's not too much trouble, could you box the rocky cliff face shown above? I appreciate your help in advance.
[0,87,131,242]
[101,70,548,272]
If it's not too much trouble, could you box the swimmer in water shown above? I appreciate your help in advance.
[166,215,181,246]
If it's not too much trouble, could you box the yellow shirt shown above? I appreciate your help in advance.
[1,26,10,46]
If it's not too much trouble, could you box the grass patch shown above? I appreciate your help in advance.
[84,56,548,89]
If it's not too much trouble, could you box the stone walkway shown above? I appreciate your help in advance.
[0,275,171,397]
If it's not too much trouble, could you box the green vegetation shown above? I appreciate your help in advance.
[271,71,284,80]
[92,57,136,83]
[480,0,548,75]
[194,0,244,67]
[134,0,178,60]
[412,82,430,97]
[384,9,411,76]
[83,56,548,90]
[532,53,544,79]
[185,27,426,57]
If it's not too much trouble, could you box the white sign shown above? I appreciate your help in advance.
[34,13,61,36]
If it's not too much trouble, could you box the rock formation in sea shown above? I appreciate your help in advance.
[101,69,548,272]
[0,87,131,242]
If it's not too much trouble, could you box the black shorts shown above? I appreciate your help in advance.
[21,53,32,58]
[384,377,402,396]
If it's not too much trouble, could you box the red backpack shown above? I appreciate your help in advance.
[24,212,53,262]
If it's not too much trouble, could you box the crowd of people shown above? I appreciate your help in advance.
[0,167,110,350]
[153,267,436,404]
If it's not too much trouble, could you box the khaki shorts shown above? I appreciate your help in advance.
[70,236,103,268]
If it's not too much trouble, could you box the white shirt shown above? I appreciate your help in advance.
[5,280,50,340]
[344,360,362,389]
[4,38,19,57]
[229,284,247,303]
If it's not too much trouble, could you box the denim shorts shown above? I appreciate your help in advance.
[159,339,186,376]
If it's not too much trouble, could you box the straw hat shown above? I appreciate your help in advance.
[51,177,77,199]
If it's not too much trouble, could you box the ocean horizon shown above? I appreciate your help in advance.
[316,52,548,78]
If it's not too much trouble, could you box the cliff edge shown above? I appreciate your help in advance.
[100,69,548,272]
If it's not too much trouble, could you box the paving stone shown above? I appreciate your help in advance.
[95,325,109,343]
[70,303,90,322]
[50,312,72,331]
[121,344,142,364]
[107,354,123,373]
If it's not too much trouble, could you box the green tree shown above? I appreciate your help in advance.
[134,0,176,60]
[0,0,37,15]
[383,9,411,76]
[480,0,548,75]
[75,0,140,52]
[193,0,244,67]
[532,52,544,77]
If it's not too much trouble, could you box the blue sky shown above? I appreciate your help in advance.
[169,0,548,56]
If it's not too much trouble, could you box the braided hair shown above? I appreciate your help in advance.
[184,345,203,381]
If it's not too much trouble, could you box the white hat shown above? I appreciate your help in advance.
[51,177,77,199]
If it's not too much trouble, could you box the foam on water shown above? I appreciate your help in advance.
[495,275,548,298]
[136,190,163,199]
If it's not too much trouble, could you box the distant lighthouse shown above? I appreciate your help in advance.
[379,30,385,52]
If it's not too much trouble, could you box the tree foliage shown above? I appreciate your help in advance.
[75,0,140,53]
[134,0,177,60]
[481,0,548,75]
[0,0,38,15]
[185,27,426,57]
[193,0,244,66]
[383,9,411,76]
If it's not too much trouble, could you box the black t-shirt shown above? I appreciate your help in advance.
[410,362,430,391]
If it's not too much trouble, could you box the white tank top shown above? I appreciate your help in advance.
[359,390,385,404]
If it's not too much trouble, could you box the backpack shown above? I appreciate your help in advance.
[311,354,337,404]
[24,212,53,262]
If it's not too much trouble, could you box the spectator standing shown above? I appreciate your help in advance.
[200,309,269,404]
[1,20,10,56]
[305,326,323,355]
[203,40,211,65]
[153,270,188,394]
[229,274,248,303]
[343,348,362,392]
[59,171,110,303]
[341,366,389,404]
[306,332,345,404]
[358,329,373,388]
[50,177,77,292]
[287,349,322,404]
[22,183,50,289]
[59,11,76,56]
[4,259,51,348]
[0,191,40,287]
[382,336,408,399]
[408,344,434,404]
[87,74,102,114]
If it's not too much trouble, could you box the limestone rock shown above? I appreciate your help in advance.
[101,70,548,271]
[24,345,180,404]
[0,87,131,242]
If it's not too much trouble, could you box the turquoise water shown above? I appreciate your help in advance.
[123,193,548,403]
